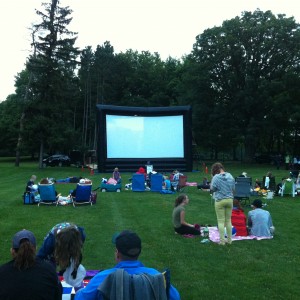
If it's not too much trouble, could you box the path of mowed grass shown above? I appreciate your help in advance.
[0,160,299,299]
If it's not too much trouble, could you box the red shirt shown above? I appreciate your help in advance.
[231,209,248,236]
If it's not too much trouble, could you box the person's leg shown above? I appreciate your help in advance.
[215,201,226,244]
[175,225,200,235]
[224,198,233,244]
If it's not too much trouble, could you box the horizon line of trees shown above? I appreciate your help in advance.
[0,1,299,166]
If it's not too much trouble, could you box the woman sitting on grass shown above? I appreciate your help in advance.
[231,199,247,236]
[172,194,200,236]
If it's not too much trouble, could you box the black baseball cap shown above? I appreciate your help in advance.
[113,230,142,257]
[252,199,263,208]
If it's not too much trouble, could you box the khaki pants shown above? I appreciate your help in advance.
[215,198,233,244]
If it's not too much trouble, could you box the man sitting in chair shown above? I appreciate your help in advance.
[75,230,180,300]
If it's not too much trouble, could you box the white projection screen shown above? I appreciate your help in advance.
[106,115,184,158]
[96,105,192,172]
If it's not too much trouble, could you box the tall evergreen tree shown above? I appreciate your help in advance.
[26,0,80,167]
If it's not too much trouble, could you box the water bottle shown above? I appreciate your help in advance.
[203,226,209,239]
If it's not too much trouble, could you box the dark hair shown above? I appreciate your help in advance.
[40,178,49,184]
[55,226,83,270]
[174,194,187,207]
[211,162,225,176]
[233,199,243,211]
[13,240,36,270]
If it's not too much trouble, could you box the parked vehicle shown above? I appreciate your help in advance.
[42,155,71,167]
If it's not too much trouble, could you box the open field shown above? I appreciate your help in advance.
[0,159,299,299]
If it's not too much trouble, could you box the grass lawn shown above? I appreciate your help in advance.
[0,159,299,299]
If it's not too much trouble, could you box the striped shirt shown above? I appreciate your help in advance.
[211,172,235,201]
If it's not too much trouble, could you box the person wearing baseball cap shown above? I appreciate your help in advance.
[247,199,275,237]
[0,229,62,299]
[75,230,180,300]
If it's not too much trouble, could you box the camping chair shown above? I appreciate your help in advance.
[38,183,58,206]
[72,183,93,207]
[132,174,146,192]
[150,174,163,192]
[279,180,296,197]
[178,175,187,192]
[97,268,170,300]
[234,177,252,205]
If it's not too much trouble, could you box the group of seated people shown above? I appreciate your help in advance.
[0,224,180,300]
[25,174,92,204]
[172,193,274,238]
[123,166,184,191]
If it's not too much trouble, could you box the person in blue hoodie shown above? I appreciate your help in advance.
[75,230,180,300]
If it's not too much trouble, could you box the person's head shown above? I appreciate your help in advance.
[242,172,247,177]
[54,226,83,269]
[211,162,225,176]
[174,193,189,207]
[251,199,263,209]
[40,178,49,184]
[114,230,142,261]
[138,167,145,173]
[233,199,243,210]
[11,229,36,270]
[114,167,119,172]
[30,175,37,181]
[267,172,272,177]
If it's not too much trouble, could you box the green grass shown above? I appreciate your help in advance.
[0,161,299,299]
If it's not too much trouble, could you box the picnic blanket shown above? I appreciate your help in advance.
[208,226,273,243]
[185,182,198,186]
[60,270,100,299]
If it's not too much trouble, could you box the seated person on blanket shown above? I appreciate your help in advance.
[172,194,201,236]
[0,229,62,299]
[75,230,180,300]
[247,199,275,237]
[231,199,247,236]
[37,222,86,277]
[197,177,210,190]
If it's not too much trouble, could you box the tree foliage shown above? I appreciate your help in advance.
[0,8,299,162]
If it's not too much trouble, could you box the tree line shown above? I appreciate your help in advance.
[0,0,299,167]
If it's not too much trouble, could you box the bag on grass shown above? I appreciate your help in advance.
[23,192,35,205]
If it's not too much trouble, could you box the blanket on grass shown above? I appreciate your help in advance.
[182,227,273,241]
[208,226,273,243]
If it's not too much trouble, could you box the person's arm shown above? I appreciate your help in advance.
[37,232,55,259]
[180,210,194,227]
[247,212,252,228]
[169,284,181,300]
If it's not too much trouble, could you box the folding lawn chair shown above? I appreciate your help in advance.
[38,183,59,206]
[150,174,163,192]
[132,174,146,192]
[279,180,296,197]
[234,177,252,205]
[72,183,93,207]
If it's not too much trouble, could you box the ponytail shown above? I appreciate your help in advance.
[174,194,187,207]
[13,240,36,270]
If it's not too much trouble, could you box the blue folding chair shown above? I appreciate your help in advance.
[150,174,163,192]
[72,184,93,207]
[132,174,145,192]
[38,183,58,206]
